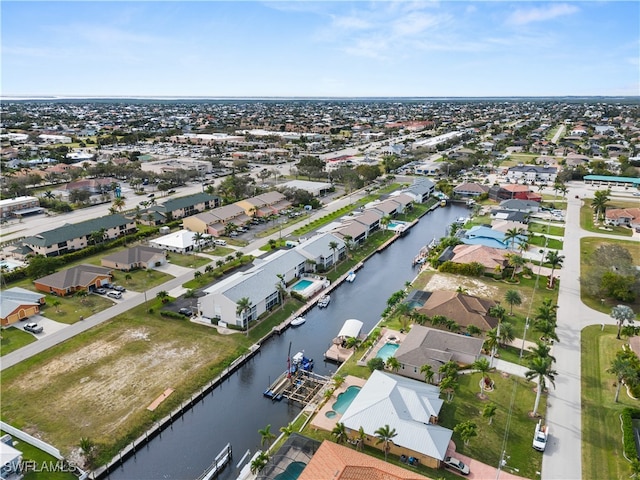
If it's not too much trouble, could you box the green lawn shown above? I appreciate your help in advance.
[529,234,563,250]
[0,431,77,480]
[40,293,116,324]
[528,222,565,237]
[582,325,636,480]
[163,252,211,268]
[580,200,634,237]
[0,326,37,356]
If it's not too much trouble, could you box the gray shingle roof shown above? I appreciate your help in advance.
[102,246,165,266]
[35,264,112,290]
[1,287,45,319]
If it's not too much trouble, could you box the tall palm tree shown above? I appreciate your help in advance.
[193,232,204,252]
[591,188,611,222]
[504,227,523,250]
[386,356,400,372]
[258,424,276,450]
[529,340,556,363]
[472,357,491,396]
[545,250,565,279]
[525,356,557,417]
[249,451,269,474]
[236,297,252,332]
[608,351,640,403]
[439,375,458,402]
[379,215,391,231]
[504,289,522,315]
[374,424,397,461]
[420,364,435,384]
[355,426,367,451]
[482,403,497,425]
[156,290,169,303]
[112,197,125,212]
[506,253,526,280]
[279,422,295,437]
[329,241,339,271]
[331,422,348,444]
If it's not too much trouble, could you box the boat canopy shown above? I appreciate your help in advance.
[337,319,363,340]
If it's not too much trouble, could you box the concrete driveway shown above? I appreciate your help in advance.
[153,262,195,277]
[16,315,69,338]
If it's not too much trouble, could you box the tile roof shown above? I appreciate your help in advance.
[299,441,431,480]
[418,291,498,331]
[451,244,508,269]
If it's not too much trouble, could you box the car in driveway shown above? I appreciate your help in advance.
[112,285,126,292]
[107,291,122,300]
[94,288,107,295]
[443,456,470,475]
[178,307,192,316]
[24,323,43,334]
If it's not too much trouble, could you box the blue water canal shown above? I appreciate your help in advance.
[106,204,467,480]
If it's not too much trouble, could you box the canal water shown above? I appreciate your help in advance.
[107,204,467,480]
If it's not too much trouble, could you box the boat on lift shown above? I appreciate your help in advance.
[318,295,331,308]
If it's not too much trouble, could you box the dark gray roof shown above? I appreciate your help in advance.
[23,214,133,248]
[102,246,165,265]
[35,264,112,289]
[156,193,219,213]
[395,325,484,367]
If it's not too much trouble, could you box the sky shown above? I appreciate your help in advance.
[1,1,639,98]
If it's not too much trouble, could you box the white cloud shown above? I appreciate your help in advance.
[507,4,579,26]
[331,15,372,31]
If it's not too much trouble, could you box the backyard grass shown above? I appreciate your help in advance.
[0,301,250,465]
[39,293,116,324]
[0,326,37,356]
[580,199,634,237]
[0,431,77,480]
[581,325,636,480]
[580,237,640,314]
[528,222,565,237]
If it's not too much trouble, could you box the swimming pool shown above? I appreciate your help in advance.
[0,260,23,271]
[291,279,313,291]
[387,220,407,230]
[376,342,399,362]
[273,461,307,480]
[332,385,361,414]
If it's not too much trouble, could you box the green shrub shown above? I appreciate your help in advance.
[621,408,640,460]
[367,357,385,372]
[160,310,185,320]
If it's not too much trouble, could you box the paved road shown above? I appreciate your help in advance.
[541,184,638,480]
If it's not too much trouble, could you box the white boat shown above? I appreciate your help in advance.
[291,316,306,327]
[346,271,356,283]
[318,295,330,308]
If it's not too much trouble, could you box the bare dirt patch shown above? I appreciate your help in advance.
[424,273,500,298]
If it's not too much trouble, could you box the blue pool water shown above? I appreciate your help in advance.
[0,260,22,271]
[331,386,361,414]
[376,343,399,362]
[273,461,307,480]
[291,279,313,291]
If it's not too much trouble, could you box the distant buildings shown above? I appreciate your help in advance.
[0,196,42,220]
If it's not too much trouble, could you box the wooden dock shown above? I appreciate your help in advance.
[196,443,232,480]
[264,370,330,405]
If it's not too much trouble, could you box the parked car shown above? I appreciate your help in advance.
[112,285,126,292]
[167,189,176,194]
[24,323,43,334]
[94,288,107,295]
[443,456,470,475]
[147,193,155,198]
[107,291,122,299]
[178,307,192,316]
[102,282,113,289]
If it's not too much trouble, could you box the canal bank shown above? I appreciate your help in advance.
[104,203,468,480]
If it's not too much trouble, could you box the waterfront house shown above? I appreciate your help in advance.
[449,244,509,272]
[340,370,453,469]
[417,291,498,332]
[453,182,489,198]
[394,325,485,382]
[461,225,524,250]
[403,178,435,204]
[34,264,112,296]
[0,287,46,327]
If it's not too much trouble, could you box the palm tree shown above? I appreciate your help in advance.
[504,289,522,315]
[344,336,361,350]
[507,253,526,280]
[591,188,611,222]
[454,420,478,446]
[328,241,339,271]
[485,328,500,366]
[79,437,96,469]
[525,356,557,417]
[545,250,564,279]
[498,321,516,347]
[280,422,295,437]
[355,426,367,451]
[611,305,636,340]
[482,403,497,425]
[379,215,391,231]
[249,451,269,474]
[439,375,458,402]
[472,358,491,397]
[386,357,400,372]
[193,232,204,252]
[420,364,435,384]
[258,424,276,450]
[529,340,556,363]
[52,298,61,313]
[374,424,397,461]
[394,301,413,331]
[331,422,348,444]
[156,290,169,303]
[504,227,523,250]
[112,197,125,212]
[236,297,253,332]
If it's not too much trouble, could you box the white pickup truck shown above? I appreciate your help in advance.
[533,419,549,452]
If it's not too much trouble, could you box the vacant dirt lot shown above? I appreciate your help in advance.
[1,311,240,456]
[424,272,501,298]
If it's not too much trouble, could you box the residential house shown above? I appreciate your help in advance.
[453,182,489,198]
[449,244,509,273]
[22,214,137,257]
[394,326,485,382]
[296,233,346,271]
[1,287,46,327]
[605,208,640,228]
[506,166,557,184]
[0,436,23,480]
[0,196,42,220]
[417,291,498,331]
[565,153,591,167]
[340,370,453,469]
[298,440,430,480]
[34,264,112,296]
[488,184,541,202]
[370,198,402,218]
[498,199,541,213]
[150,193,220,222]
[333,221,368,246]
[101,246,167,271]
[403,178,435,203]
[149,229,211,254]
[489,209,530,224]
[491,219,529,234]
[236,192,291,218]
[388,193,414,213]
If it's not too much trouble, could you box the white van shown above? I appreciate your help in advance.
[214,239,227,246]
